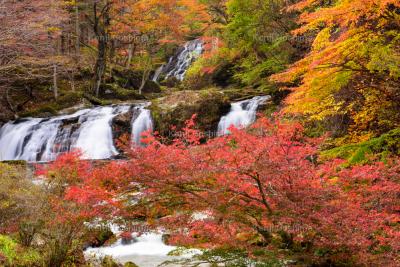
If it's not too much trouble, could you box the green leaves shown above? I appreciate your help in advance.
[224,0,296,87]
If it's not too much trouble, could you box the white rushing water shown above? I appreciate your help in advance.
[218,96,271,136]
[85,232,177,266]
[153,39,203,82]
[0,104,153,162]
[73,106,130,159]
[85,231,202,267]
[131,105,153,146]
[152,64,165,82]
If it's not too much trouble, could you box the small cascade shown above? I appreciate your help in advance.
[0,104,153,162]
[152,39,203,82]
[218,96,271,136]
[72,106,131,159]
[151,64,164,82]
[131,105,153,146]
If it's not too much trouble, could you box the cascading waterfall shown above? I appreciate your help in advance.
[131,105,153,146]
[218,96,271,136]
[73,106,131,160]
[152,39,203,82]
[0,104,153,162]
[151,64,165,82]
[0,96,270,161]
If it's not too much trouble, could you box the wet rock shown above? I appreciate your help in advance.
[161,77,180,88]
[111,69,161,94]
[112,108,134,149]
[84,226,115,249]
[101,84,146,101]
[101,256,121,267]
[161,233,171,244]
[120,232,136,245]
[150,89,230,138]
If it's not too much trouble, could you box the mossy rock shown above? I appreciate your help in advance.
[84,226,115,248]
[150,89,230,138]
[111,68,161,93]
[101,256,120,267]
[220,87,276,102]
[124,262,139,267]
[19,92,84,117]
[101,83,146,101]
[83,93,113,106]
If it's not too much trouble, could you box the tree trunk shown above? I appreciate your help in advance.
[139,58,152,95]
[75,3,80,57]
[94,39,106,97]
[92,1,110,97]
[126,43,135,69]
[53,64,58,99]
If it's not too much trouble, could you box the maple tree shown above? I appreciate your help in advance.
[272,0,400,142]
[47,116,400,265]
[1,0,399,265]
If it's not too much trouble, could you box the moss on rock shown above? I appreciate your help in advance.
[124,262,139,267]
[101,84,146,101]
[19,91,84,117]
[150,89,230,137]
[111,68,161,93]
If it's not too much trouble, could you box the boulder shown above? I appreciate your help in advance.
[84,226,115,249]
[101,84,146,101]
[150,89,230,138]
[160,76,180,88]
[112,109,133,147]
[101,256,120,267]
[111,69,161,93]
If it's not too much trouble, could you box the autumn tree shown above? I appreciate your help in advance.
[56,116,399,265]
[0,0,69,116]
[109,0,211,93]
[184,0,303,92]
[272,0,400,142]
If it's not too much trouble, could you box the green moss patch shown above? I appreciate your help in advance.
[19,92,84,117]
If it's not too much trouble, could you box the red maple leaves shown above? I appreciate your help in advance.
[41,116,400,264]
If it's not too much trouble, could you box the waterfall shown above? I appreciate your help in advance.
[152,39,203,82]
[218,96,271,136]
[72,106,131,159]
[0,104,153,162]
[151,64,164,82]
[131,105,153,146]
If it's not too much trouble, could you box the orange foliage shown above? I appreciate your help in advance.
[272,0,400,140]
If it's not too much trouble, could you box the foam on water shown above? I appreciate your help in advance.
[218,96,271,136]
[153,39,203,82]
[131,105,153,146]
[0,104,153,162]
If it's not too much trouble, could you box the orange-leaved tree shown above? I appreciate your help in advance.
[272,0,400,142]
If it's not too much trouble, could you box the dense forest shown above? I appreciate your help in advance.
[0,0,399,266]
